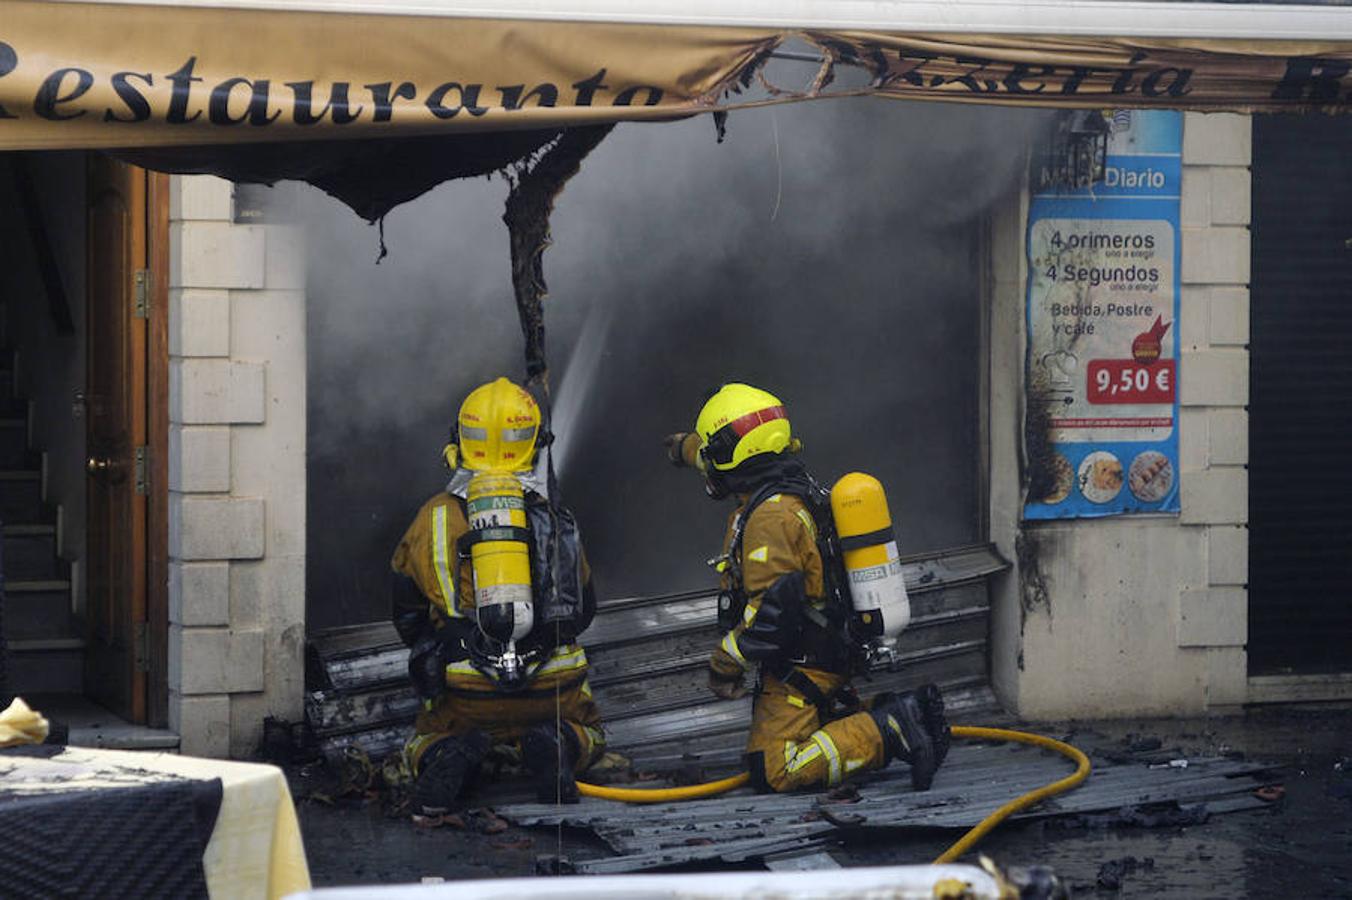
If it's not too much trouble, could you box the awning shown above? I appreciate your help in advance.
[8,1,1352,219]
[6,0,1352,154]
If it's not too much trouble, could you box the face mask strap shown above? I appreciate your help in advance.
[442,422,461,469]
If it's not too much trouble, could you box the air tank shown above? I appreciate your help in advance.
[465,471,534,644]
[829,472,911,643]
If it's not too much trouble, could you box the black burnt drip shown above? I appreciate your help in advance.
[501,125,614,395]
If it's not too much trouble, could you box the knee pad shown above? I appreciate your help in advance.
[746,751,771,793]
[414,730,492,812]
[521,723,580,804]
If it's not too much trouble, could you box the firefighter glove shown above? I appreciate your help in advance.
[663,432,699,468]
[408,634,449,702]
[708,664,748,700]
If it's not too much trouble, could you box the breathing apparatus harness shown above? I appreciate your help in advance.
[711,462,860,679]
[712,459,911,683]
[442,407,592,691]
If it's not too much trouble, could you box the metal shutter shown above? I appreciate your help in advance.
[1249,114,1352,675]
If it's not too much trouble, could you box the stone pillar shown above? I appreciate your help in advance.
[167,175,307,757]
[1177,112,1252,712]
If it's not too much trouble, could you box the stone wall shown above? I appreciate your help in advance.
[166,176,306,757]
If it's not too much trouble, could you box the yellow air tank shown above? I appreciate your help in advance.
[465,471,534,644]
[830,472,911,644]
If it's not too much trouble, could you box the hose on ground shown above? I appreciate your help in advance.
[573,724,1091,864]
[577,771,750,803]
[932,725,1091,863]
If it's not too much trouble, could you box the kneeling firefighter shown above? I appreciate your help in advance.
[665,383,949,794]
[392,377,604,812]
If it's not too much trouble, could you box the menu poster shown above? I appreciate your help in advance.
[1025,111,1182,519]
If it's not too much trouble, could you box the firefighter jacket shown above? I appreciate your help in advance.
[708,491,830,682]
[392,490,605,773]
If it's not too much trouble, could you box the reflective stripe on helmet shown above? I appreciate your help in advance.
[705,412,790,468]
[729,405,786,437]
[704,406,786,467]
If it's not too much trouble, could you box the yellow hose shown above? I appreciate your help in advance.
[577,771,750,803]
[932,725,1091,864]
[574,725,1091,864]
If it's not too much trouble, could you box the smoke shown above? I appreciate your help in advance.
[291,95,1053,629]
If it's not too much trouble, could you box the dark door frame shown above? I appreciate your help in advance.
[146,171,169,728]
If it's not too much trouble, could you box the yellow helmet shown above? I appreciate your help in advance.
[449,377,541,472]
[695,383,791,472]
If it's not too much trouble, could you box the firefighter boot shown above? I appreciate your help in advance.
[521,723,580,804]
[870,692,938,792]
[413,730,492,813]
[916,683,951,769]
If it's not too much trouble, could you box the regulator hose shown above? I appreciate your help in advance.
[574,725,1091,864]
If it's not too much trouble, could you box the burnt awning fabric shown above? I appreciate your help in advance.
[4,1,1352,213]
[115,130,563,222]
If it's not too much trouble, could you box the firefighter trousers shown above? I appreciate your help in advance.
[405,644,605,776]
[746,667,886,792]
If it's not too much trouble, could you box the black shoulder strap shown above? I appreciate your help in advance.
[731,474,835,549]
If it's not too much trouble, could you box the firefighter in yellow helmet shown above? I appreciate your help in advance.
[665,383,948,793]
[392,377,604,812]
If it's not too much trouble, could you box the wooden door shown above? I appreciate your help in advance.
[85,156,148,722]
